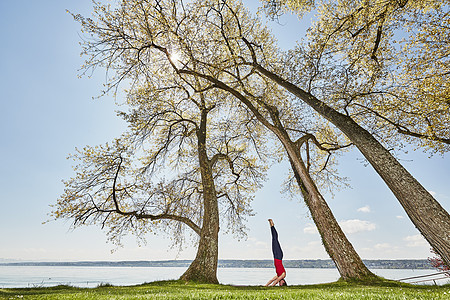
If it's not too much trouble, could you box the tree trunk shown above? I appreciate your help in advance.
[180,108,220,283]
[258,103,377,281]
[179,216,219,283]
[256,64,450,267]
[284,140,376,280]
[264,105,375,280]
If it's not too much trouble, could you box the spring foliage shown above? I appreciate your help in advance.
[263,0,450,153]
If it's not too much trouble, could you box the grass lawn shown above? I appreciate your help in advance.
[1,280,449,299]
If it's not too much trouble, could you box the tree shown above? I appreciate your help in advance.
[257,0,450,266]
[261,0,449,153]
[253,0,450,263]
[51,75,267,283]
[69,0,379,280]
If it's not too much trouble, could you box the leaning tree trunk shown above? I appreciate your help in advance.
[261,104,376,280]
[256,65,450,267]
[288,155,375,280]
[180,109,220,284]
[281,136,376,280]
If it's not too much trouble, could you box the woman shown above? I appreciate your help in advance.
[265,219,287,286]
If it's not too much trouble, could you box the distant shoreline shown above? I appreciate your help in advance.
[0,259,434,269]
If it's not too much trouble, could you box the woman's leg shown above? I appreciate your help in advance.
[271,224,283,260]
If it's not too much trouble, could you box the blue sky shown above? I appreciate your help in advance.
[0,0,449,263]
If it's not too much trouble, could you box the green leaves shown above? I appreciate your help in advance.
[54,0,278,253]
[278,0,450,153]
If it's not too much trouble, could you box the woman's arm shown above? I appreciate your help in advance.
[265,275,278,286]
[269,272,286,286]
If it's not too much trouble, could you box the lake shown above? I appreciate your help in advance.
[0,266,448,288]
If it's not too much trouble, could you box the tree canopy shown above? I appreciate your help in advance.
[264,0,449,153]
[51,38,270,281]
[52,89,266,244]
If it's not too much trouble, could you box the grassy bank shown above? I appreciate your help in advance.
[1,280,449,299]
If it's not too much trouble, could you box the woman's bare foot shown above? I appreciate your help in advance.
[268,219,274,227]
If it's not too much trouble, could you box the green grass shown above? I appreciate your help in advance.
[0,280,449,299]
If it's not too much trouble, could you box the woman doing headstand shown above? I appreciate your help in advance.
[265,219,287,286]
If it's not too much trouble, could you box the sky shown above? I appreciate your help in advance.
[0,0,449,263]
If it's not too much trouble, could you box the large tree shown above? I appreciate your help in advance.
[51,78,267,283]
[257,0,450,265]
[70,0,378,280]
[261,0,450,152]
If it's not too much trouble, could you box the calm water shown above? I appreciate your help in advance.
[0,266,448,288]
